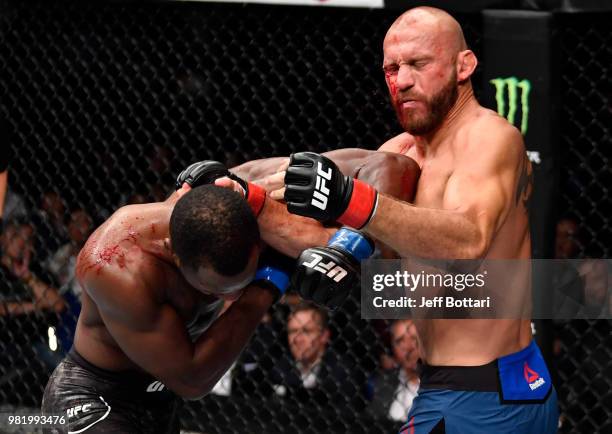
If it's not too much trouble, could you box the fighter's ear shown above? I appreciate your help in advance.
[456,49,477,82]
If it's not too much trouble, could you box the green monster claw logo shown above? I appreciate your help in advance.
[490,77,531,135]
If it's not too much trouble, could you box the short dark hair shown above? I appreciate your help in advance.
[170,185,260,276]
[289,302,329,330]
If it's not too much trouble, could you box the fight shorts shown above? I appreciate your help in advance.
[42,347,180,434]
[399,340,558,434]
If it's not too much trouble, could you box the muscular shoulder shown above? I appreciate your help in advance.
[378,132,415,155]
[77,207,166,315]
[455,109,525,169]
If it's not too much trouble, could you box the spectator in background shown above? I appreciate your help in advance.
[552,217,610,432]
[45,208,93,354]
[0,140,27,225]
[555,217,581,260]
[46,208,93,295]
[367,319,420,424]
[32,191,69,261]
[1,221,63,312]
[0,220,65,371]
[271,303,364,422]
[553,217,609,316]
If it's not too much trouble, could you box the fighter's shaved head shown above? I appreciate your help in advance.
[382,7,477,136]
[386,7,467,56]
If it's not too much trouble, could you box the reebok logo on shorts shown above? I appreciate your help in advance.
[524,362,545,391]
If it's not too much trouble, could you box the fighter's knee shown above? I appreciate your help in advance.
[355,152,420,201]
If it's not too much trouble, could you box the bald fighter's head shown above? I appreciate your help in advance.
[383,7,477,135]
[170,185,260,300]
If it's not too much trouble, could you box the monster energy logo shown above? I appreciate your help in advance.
[490,77,531,135]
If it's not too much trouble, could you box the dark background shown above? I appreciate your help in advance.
[0,0,610,432]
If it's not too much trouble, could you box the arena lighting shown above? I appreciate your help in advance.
[47,327,58,352]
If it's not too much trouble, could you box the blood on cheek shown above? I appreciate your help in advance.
[385,71,398,98]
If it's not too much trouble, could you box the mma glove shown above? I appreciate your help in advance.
[176,160,266,217]
[292,227,374,310]
[252,249,295,301]
[284,152,378,229]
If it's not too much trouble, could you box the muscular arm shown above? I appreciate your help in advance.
[86,265,275,399]
[257,199,336,258]
[231,148,375,182]
[366,125,526,259]
[227,149,377,257]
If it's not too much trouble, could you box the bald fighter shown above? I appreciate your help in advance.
[279,6,558,434]
[41,184,292,433]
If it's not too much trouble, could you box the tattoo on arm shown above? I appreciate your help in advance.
[515,154,533,212]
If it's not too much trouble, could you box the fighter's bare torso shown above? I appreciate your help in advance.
[74,202,223,372]
[380,105,533,366]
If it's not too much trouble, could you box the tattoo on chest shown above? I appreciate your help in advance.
[515,155,533,212]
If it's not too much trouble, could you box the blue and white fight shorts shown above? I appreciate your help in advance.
[399,340,558,434]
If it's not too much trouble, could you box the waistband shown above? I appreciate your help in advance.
[67,346,159,390]
[419,340,539,393]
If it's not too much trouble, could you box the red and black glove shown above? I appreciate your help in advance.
[283,152,378,229]
[175,160,266,217]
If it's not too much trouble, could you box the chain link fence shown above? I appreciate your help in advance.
[553,12,612,434]
[0,1,609,433]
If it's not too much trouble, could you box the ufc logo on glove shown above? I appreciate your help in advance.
[301,253,348,282]
[311,162,332,210]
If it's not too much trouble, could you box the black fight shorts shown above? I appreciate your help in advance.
[42,347,180,434]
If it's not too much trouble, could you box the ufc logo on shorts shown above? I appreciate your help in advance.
[146,380,166,392]
[302,253,348,282]
[311,162,332,210]
[67,403,92,418]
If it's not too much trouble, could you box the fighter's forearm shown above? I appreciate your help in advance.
[231,148,375,182]
[366,194,488,259]
[321,148,375,177]
[185,285,275,399]
[258,199,336,258]
[231,157,288,182]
